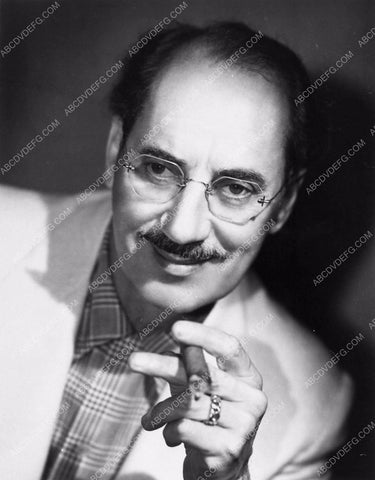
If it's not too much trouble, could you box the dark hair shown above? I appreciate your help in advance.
[110,21,319,193]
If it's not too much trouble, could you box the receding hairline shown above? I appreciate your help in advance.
[150,39,287,93]
[140,42,292,149]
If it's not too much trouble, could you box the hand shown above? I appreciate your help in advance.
[129,320,267,480]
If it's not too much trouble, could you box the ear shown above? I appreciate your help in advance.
[270,172,305,234]
[104,116,123,188]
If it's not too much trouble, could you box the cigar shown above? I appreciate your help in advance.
[181,344,211,399]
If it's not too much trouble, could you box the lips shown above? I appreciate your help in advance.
[151,244,209,265]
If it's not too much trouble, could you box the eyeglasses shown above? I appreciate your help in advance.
[122,154,284,225]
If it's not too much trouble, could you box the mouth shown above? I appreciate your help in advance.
[152,244,210,265]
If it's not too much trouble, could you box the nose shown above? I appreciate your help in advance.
[161,181,212,244]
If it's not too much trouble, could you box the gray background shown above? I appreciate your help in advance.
[1,1,374,478]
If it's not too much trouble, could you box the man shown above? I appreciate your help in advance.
[0,22,352,480]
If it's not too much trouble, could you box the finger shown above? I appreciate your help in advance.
[163,419,243,458]
[171,321,262,386]
[129,352,187,385]
[130,352,262,404]
[142,392,253,432]
[207,368,267,415]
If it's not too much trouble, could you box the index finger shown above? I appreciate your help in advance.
[171,321,262,387]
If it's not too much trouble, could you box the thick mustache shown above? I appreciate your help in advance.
[140,230,228,262]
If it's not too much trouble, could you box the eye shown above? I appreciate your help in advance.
[135,155,182,186]
[148,162,167,175]
[219,179,259,198]
[226,183,250,196]
[213,177,262,206]
[146,161,170,177]
[140,158,178,182]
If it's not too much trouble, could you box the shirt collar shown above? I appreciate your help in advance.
[75,221,178,359]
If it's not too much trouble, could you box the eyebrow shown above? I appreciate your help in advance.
[138,145,267,190]
[139,146,187,166]
[215,168,267,190]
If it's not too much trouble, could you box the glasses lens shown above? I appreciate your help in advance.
[209,176,264,224]
[128,155,183,202]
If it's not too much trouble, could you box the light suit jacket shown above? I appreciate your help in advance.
[0,185,352,480]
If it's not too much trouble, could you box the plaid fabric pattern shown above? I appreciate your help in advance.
[41,224,177,480]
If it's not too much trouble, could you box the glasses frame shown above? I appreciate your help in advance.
[122,154,286,224]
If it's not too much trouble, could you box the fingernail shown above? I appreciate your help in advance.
[141,412,151,429]
[129,352,145,370]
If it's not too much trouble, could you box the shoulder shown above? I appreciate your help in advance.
[0,183,110,216]
[0,184,111,270]
[217,273,353,476]
[0,183,111,226]
[235,272,353,396]
[261,298,353,455]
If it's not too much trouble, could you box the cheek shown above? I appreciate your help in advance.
[112,173,162,234]
[215,213,274,255]
[112,174,139,231]
[220,234,264,278]
[214,211,275,279]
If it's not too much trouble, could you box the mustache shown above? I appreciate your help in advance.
[140,230,229,262]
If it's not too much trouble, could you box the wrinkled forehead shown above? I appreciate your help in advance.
[129,57,290,171]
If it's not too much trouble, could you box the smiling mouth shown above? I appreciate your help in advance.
[151,244,210,265]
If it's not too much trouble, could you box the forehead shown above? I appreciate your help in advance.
[128,58,289,179]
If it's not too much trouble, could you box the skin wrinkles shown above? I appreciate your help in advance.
[107,55,295,331]
[136,145,269,190]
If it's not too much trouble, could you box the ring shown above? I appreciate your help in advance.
[204,394,222,426]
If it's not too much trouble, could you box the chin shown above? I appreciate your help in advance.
[136,271,237,316]
[138,280,205,311]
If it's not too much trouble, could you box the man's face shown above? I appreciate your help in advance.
[111,58,290,312]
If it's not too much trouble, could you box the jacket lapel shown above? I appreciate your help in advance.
[0,188,111,479]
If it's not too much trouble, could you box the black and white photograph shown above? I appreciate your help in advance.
[1,1,374,479]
